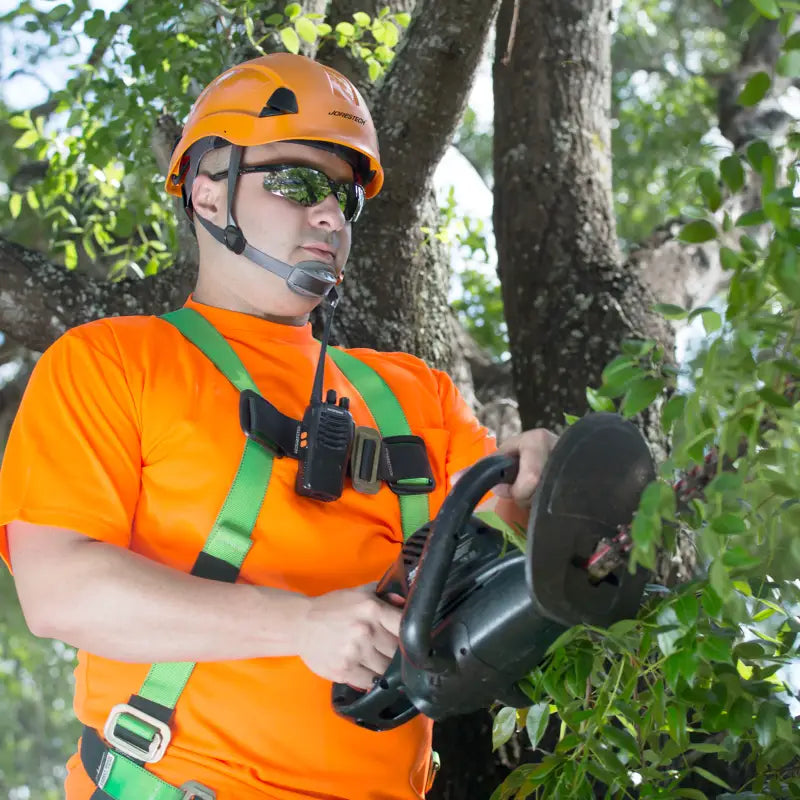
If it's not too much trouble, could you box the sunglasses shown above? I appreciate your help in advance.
[209,163,365,223]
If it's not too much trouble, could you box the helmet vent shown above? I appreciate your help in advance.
[259,87,299,117]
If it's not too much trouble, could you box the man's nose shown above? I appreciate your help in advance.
[309,192,346,230]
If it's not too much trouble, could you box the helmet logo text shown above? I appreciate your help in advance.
[328,110,366,125]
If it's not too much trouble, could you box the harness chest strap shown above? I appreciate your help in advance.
[81,307,433,800]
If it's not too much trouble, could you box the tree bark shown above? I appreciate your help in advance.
[331,0,501,370]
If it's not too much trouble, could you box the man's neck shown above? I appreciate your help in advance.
[192,284,311,327]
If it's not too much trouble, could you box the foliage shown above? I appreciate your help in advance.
[0,568,79,799]
[422,186,509,359]
[0,1,409,278]
[611,0,738,247]
[489,7,800,795]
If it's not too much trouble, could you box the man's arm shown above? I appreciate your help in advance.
[8,521,400,690]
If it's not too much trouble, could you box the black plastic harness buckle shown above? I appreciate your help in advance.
[383,435,435,496]
[239,389,299,458]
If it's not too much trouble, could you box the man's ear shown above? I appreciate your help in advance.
[191,174,224,223]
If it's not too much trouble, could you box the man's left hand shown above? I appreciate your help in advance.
[492,428,558,508]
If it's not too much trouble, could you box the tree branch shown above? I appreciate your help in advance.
[370,0,500,210]
[0,239,196,352]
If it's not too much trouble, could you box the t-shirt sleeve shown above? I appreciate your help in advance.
[0,325,141,571]
[433,368,496,479]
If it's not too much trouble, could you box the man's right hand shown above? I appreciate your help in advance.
[296,584,403,691]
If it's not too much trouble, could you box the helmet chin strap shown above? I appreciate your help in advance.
[194,144,342,299]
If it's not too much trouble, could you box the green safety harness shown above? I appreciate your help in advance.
[80,307,434,800]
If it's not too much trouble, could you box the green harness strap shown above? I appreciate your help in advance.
[94,307,431,799]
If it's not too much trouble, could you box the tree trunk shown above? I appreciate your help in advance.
[493,0,672,435]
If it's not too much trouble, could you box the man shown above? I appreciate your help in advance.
[0,53,555,800]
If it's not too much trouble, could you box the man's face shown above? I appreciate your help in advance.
[193,140,356,319]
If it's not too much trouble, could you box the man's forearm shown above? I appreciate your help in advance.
[34,540,310,663]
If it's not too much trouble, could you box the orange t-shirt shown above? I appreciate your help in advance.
[0,296,495,800]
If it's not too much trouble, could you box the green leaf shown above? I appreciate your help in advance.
[702,310,722,334]
[746,140,772,173]
[679,219,717,243]
[656,606,682,657]
[9,193,22,219]
[719,247,741,271]
[383,20,399,47]
[757,386,793,407]
[63,240,78,269]
[336,21,355,36]
[784,31,800,49]
[294,17,317,43]
[738,71,771,106]
[720,156,745,193]
[722,546,761,569]
[728,696,754,734]
[280,26,300,53]
[756,702,778,748]
[698,170,722,212]
[492,707,517,751]
[749,0,781,19]
[284,3,301,20]
[83,9,106,38]
[9,114,31,130]
[525,702,550,750]
[586,387,615,413]
[621,376,664,417]
[775,246,800,304]
[710,559,732,601]
[692,766,733,791]
[752,606,776,622]
[667,703,687,745]
[603,725,639,759]
[264,12,284,25]
[395,12,411,27]
[706,472,742,495]
[316,22,332,35]
[652,303,688,320]
[14,129,39,149]
[353,11,370,26]
[371,20,386,43]
[662,394,687,432]
[545,626,583,655]
[702,585,723,617]
[367,58,382,82]
[777,50,800,78]
[674,592,699,627]
[735,209,766,227]
[699,633,733,663]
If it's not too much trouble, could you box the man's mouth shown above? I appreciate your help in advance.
[301,245,336,265]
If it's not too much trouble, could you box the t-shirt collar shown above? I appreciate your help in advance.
[183,294,316,345]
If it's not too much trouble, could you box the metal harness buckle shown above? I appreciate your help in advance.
[180,780,217,800]
[351,426,383,494]
[103,703,171,764]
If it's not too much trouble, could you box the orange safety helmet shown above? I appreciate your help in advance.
[166,53,384,204]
